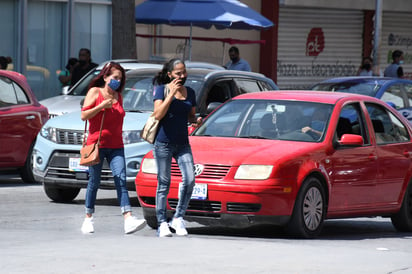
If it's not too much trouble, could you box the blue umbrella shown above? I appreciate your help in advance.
[135,0,274,60]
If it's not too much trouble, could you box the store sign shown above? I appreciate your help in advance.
[306,28,325,57]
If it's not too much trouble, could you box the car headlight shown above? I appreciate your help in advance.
[40,126,58,143]
[234,165,273,180]
[123,130,144,144]
[141,158,158,174]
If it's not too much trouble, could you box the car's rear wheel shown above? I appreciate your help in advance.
[43,184,81,202]
[286,177,326,238]
[391,180,412,232]
[19,143,35,183]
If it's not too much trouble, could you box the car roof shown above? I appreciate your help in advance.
[234,90,382,104]
[96,60,162,70]
[316,76,412,84]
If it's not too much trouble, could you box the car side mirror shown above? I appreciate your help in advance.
[339,134,364,146]
[61,86,70,95]
[206,102,222,114]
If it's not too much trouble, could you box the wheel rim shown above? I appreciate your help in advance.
[303,186,323,231]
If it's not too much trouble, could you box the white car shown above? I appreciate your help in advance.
[41,60,224,118]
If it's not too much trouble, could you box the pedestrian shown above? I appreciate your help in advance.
[356,56,373,76]
[384,50,404,78]
[0,56,12,70]
[224,46,251,72]
[80,61,146,234]
[71,48,98,87]
[151,58,202,237]
[58,57,78,90]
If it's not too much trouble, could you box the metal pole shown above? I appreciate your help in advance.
[17,0,27,75]
[373,0,382,76]
[189,23,192,61]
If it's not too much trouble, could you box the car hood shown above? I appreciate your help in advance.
[189,136,323,166]
[43,110,151,131]
[40,95,84,116]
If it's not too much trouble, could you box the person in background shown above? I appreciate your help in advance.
[71,48,98,87]
[224,46,251,72]
[80,62,146,234]
[151,58,202,237]
[357,56,373,76]
[58,57,78,89]
[0,56,12,70]
[384,50,404,78]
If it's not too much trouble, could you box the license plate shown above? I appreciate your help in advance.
[69,157,89,172]
[179,183,207,200]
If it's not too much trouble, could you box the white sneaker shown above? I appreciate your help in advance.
[124,216,147,234]
[81,217,94,234]
[170,217,188,236]
[158,222,172,237]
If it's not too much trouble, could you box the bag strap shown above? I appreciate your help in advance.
[82,110,106,147]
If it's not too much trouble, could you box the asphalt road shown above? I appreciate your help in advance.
[1,173,412,274]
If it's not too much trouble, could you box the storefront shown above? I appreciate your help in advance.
[0,0,112,100]
[381,11,412,79]
[276,7,364,89]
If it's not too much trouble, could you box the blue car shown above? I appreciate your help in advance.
[33,67,278,202]
[312,77,412,122]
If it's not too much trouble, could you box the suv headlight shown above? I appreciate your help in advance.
[234,165,273,180]
[123,130,144,144]
[40,126,57,143]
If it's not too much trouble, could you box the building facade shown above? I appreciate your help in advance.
[0,0,112,100]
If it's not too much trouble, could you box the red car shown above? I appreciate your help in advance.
[0,70,48,183]
[135,91,412,238]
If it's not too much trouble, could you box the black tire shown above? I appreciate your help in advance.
[19,143,35,183]
[43,184,81,203]
[391,181,412,232]
[142,208,158,229]
[286,177,326,238]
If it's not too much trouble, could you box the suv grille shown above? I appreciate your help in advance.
[171,163,230,179]
[56,129,85,145]
[46,151,113,183]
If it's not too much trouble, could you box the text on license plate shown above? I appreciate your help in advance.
[179,183,207,200]
[69,157,89,172]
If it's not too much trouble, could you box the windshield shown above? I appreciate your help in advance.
[70,70,100,96]
[312,81,382,97]
[194,99,334,142]
[122,74,205,112]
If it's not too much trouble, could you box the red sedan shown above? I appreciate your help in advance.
[135,91,412,238]
[0,70,48,182]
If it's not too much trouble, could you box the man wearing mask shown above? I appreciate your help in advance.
[224,46,251,72]
[384,50,404,78]
[70,48,98,87]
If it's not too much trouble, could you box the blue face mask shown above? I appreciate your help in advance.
[399,60,404,65]
[108,79,121,91]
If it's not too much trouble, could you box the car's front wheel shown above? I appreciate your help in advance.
[43,184,81,202]
[286,177,326,238]
[19,143,35,183]
[391,180,412,232]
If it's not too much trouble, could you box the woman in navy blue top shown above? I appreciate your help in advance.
[151,59,202,237]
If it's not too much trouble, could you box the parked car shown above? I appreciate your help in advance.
[135,90,412,238]
[0,70,48,183]
[33,67,277,202]
[40,60,224,118]
[312,77,412,122]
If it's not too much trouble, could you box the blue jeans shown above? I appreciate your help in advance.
[85,148,132,215]
[154,141,195,224]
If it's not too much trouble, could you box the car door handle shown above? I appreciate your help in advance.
[25,115,36,120]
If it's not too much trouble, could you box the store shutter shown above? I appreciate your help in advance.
[380,12,412,79]
[277,7,364,89]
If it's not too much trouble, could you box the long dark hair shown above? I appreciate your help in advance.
[153,58,185,85]
[88,62,126,92]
